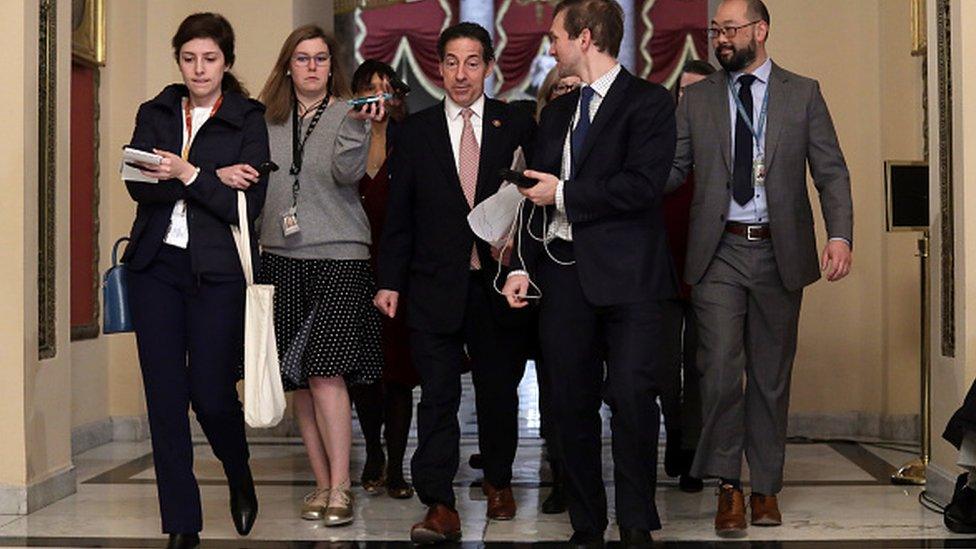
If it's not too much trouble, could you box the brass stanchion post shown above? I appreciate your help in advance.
[892,230,930,485]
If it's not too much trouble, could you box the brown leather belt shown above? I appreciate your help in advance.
[725,222,770,241]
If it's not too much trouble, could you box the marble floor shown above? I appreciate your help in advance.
[0,366,969,548]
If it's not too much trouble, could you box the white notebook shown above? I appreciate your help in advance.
[120,147,163,184]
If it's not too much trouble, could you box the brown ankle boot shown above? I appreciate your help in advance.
[715,484,747,537]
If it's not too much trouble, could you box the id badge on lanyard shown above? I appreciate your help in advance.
[283,99,329,237]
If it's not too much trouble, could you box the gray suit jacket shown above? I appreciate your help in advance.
[668,62,853,291]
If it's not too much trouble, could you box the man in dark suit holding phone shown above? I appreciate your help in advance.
[374,22,536,545]
[503,0,676,546]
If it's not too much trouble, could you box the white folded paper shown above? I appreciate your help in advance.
[468,147,526,247]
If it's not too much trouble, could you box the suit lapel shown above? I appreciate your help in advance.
[762,63,790,170]
[425,103,469,210]
[475,99,502,204]
[708,72,733,175]
[574,69,631,171]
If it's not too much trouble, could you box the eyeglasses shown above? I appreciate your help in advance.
[292,53,331,67]
[707,20,761,39]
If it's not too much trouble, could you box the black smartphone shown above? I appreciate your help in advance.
[498,168,537,188]
[390,75,411,97]
[256,160,279,177]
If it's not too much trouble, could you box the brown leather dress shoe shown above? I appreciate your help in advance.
[483,482,517,520]
[750,493,782,526]
[715,484,747,537]
[410,504,461,545]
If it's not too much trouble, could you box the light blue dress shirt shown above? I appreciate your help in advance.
[726,57,772,224]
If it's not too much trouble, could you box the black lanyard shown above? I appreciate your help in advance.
[289,97,329,206]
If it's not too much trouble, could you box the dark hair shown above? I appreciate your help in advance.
[352,59,397,94]
[554,0,624,58]
[171,13,247,96]
[682,59,717,77]
[437,22,495,63]
[747,0,771,25]
[258,25,350,125]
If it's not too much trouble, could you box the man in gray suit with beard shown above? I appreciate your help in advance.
[668,0,853,537]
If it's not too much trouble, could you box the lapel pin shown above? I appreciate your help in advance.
[492,119,502,128]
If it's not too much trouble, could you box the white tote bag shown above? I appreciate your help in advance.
[231,191,286,428]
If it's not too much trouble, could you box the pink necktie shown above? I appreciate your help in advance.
[459,108,481,270]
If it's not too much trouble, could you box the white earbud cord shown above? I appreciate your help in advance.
[490,197,577,301]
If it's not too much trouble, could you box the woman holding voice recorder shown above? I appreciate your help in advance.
[231,25,387,527]
[122,12,269,549]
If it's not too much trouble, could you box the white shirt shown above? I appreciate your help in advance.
[548,63,622,242]
[444,94,485,172]
[163,99,207,248]
[726,57,772,224]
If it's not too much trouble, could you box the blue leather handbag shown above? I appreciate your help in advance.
[102,237,132,334]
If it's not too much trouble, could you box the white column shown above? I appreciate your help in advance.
[460,0,496,95]
[618,0,636,73]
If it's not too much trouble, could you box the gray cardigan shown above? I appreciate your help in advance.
[259,102,372,260]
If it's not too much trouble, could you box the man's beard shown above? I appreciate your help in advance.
[716,40,757,72]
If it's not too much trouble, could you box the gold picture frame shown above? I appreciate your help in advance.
[72,0,104,67]
[911,0,927,57]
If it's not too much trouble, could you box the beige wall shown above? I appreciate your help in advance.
[0,0,74,490]
[759,0,925,428]
[931,0,976,484]
[0,0,32,485]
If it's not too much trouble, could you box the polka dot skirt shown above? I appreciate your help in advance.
[258,252,383,391]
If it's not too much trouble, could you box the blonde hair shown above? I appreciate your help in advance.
[535,67,563,120]
[258,25,350,125]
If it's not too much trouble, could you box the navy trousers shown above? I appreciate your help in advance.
[128,244,251,534]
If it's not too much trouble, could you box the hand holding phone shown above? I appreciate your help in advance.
[255,160,279,177]
[498,168,538,189]
[348,93,393,110]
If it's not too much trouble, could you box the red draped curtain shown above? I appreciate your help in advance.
[492,0,553,96]
[637,0,709,87]
[356,0,458,97]
[354,0,708,100]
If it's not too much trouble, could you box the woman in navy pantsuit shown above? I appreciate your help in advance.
[122,13,269,549]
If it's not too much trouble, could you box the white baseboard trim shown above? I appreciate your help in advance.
[111,415,150,442]
[0,465,76,515]
[787,412,918,442]
[70,418,114,456]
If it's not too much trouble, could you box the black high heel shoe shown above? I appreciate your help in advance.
[229,468,258,536]
[165,533,200,549]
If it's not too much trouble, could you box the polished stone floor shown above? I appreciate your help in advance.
[0,365,969,548]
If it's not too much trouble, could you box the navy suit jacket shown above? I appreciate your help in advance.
[516,68,678,305]
[123,84,270,280]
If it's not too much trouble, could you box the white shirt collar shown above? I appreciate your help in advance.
[445,94,486,121]
[585,63,622,99]
[732,56,773,85]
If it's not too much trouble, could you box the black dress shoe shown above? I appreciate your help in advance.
[679,474,704,493]
[542,460,567,514]
[165,533,199,549]
[946,472,976,533]
[619,528,652,547]
[664,429,683,478]
[569,530,605,548]
[541,483,567,514]
[229,468,258,536]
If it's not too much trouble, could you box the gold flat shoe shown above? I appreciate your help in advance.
[323,486,355,527]
[301,487,330,520]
